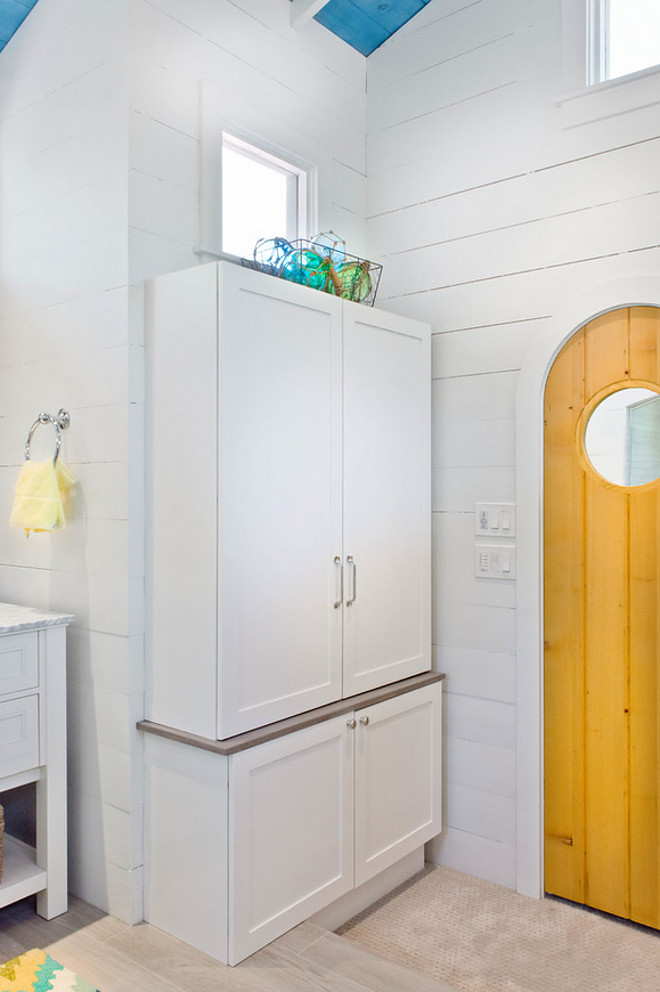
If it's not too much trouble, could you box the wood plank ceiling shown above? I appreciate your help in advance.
[1,1,433,57]
[294,0,434,56]
[0,0,38,53]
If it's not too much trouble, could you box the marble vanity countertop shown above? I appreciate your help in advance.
[0,603,75,633]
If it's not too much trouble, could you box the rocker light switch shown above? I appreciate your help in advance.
[475,503,516,537]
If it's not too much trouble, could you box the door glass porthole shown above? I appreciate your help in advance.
[584,387,660,487]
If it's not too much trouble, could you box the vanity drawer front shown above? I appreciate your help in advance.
[0,694,40,776]
[0,632,39,696]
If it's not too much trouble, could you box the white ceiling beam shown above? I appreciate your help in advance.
[290,0,332,30]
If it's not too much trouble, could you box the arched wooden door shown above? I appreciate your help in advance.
[544,306,660,927]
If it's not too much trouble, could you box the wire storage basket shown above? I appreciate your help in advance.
[243,238,382,307]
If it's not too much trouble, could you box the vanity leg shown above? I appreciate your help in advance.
[36,626,68,919]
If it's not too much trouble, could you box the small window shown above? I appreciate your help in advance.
[583,387,660,486]
[221,134,307,260]
[590,0,660,83]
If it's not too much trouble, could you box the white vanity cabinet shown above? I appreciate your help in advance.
[146,262,431,740]
[0,605,71,919]
[142,674,443,966]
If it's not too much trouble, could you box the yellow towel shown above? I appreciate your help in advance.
[9,458,76,536]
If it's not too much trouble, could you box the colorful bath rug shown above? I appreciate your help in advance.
[0,949,99,991]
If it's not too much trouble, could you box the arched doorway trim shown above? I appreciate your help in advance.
[515,269,660,899]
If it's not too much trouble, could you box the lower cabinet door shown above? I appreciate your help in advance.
[228,716,354,964]
[353,682,442,887]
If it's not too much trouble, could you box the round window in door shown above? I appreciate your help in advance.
[583,385,660,487]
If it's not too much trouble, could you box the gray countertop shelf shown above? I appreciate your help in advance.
[138,671,446,756]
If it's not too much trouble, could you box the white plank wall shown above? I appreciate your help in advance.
[0,0,144,922]
[128,0,367,286]
[0,0,367,925]
[366,0,660,888]
[4,0,656,917]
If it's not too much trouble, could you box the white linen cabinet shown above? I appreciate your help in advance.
[145,261,431,740]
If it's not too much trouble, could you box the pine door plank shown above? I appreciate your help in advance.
[629,487,660,927]
[544,330,586,902]
[583,476,629,918]
[628,302,660,928]
[582,313,630,919]
[584,309,629,393]
[629,307,660,382]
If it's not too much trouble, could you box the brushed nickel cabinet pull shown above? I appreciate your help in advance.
[346,555,357,606]
[333,555,343,609]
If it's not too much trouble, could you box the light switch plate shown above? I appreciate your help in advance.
[475,544,516,579]
[475,503,516,537]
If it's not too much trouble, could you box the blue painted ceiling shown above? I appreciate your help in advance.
[308,0,433,56]
[0,0,38,54]
[0,0,431,59]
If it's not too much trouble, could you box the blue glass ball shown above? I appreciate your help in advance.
[311,231,346,267]
[253,237,293,272]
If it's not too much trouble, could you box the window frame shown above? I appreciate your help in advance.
[587,0,607,86]
[587,0,660,86]
[197,83,317,262]
[558,0,660,128]
[220,132,307,260]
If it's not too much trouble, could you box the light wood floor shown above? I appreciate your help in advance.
[0,895,458,992]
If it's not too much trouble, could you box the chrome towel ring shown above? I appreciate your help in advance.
[24,409,71,464]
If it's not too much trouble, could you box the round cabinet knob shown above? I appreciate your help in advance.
[346,718,357,729]
[359,715,369,726]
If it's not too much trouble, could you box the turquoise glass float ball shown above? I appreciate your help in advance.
[281,249,332,291]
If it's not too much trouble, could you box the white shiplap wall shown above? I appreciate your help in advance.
[366,0,660,888]
[0,0,140,920]
[0,0,366,922]
[7,0,657,916]
[128,0,367,286]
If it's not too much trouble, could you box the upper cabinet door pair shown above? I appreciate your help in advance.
[146,263,431,740]
[218,267,431,737]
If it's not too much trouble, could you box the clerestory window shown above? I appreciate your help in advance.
[221,133,308,260]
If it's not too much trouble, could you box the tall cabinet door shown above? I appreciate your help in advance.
[218,268,344,737]
[342,304,431,696]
